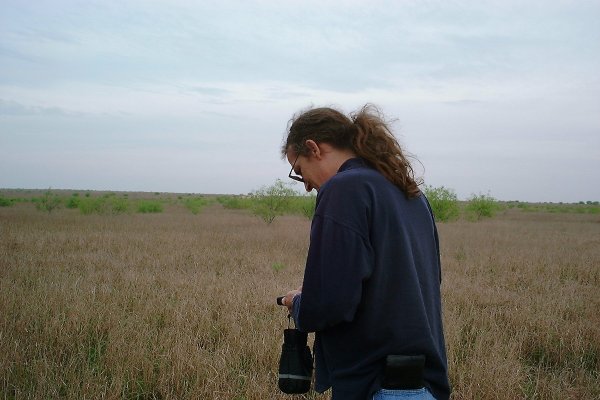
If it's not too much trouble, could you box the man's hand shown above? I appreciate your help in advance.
[281,287,302,311]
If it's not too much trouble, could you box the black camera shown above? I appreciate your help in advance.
[276,297,313,394]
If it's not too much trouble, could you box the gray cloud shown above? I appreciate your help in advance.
[0,99,80,117]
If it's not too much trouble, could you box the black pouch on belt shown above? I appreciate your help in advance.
[382,354,426,390]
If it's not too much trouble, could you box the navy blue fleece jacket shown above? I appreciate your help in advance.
[291,158,450,400]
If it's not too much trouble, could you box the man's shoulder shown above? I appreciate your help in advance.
[326,164,382,191]
[320,169,372,205]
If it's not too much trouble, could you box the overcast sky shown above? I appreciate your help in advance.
[1,0,599,202]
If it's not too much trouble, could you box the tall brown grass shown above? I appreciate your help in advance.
[1,201,598,399]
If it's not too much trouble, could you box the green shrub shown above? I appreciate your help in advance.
[66,196,81,209]
[184,197,207,214]
[465,192,498,221]
[77,196,130,215]
[78,197,104,215]
[250,179,297,224]
[423,185,460,222]
[217,195,253,210]
[35,189,62,213]
[110,197,130,214]
[218,189,313,220]
[287,193,317,219]
[136,200,163,214]
[0,196,14,207]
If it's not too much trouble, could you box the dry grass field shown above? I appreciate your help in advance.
[1,197,599,399]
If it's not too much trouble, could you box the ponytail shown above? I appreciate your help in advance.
[350,105,422,198]
[283,104,422,198]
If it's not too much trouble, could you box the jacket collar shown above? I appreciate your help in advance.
[337,157,368,173]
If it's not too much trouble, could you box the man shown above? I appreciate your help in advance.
[279,105,450,400]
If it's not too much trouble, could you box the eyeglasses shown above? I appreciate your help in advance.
[288,153,305,183]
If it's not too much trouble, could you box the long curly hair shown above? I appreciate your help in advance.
[282,104,422,198]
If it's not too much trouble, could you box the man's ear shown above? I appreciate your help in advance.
[305,140,322,159]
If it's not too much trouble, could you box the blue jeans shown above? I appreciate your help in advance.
[373,387,436,399]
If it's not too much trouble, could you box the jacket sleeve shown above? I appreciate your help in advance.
[293,214,373,332]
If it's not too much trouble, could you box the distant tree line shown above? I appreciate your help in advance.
[1,185,598,221]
